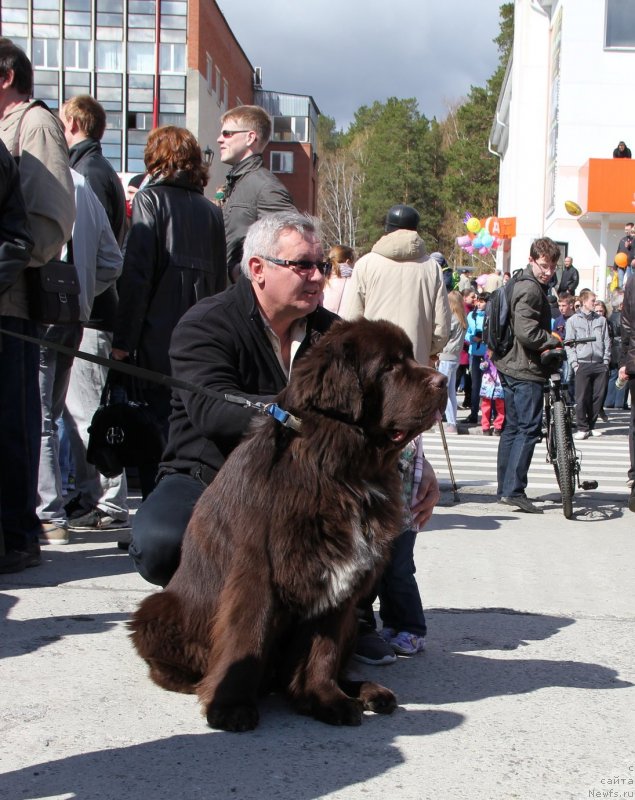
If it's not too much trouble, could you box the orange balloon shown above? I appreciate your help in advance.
[615,252,628,268]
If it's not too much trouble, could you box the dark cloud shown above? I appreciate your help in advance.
[217,0,503,130]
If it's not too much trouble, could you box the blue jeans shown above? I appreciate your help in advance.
[37,323,83,525]
[496,374,544,497]
[438,360,458,426]
[0,317,42,552]
[605,367,627,408]
[378,529,427,637]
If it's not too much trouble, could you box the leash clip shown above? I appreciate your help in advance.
[223,394,302,432]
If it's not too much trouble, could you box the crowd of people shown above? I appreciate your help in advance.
[2,37,635,680]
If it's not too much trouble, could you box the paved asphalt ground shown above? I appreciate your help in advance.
[2,431,634,799]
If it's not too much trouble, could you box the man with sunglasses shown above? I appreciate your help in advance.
[129,211,336,587]
[217,105,295,282]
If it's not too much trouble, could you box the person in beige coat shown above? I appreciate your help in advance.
[342,204,451,364]
[341,203,450,666]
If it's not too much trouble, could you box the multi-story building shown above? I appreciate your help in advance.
[489,0,635,295]
[0,0,318,209]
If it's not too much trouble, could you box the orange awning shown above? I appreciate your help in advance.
[578,159,635,213]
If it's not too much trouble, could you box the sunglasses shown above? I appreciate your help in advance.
[219,129,251,138]
[261,255,332,277]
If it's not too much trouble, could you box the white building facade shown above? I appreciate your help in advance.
[490,0,635,296]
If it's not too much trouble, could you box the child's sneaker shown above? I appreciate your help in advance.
[389,631,426,656]
[379,627,396,643]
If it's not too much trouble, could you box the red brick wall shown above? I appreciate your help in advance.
[262,142,318,214]
[188,0,254,107]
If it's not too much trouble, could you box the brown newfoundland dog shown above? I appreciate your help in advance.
[130,318,446,732]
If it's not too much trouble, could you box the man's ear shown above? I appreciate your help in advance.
[249,256,265,285]
[0,68,14,90]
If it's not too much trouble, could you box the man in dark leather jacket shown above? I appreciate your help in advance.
[130,211,335,586]
[556,255,579,295]
[619,271,635,510]
[217,105,295,281]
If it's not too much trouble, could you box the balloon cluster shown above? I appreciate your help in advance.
[456,213,502,256]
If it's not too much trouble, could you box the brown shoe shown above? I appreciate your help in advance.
[39,523,69,545]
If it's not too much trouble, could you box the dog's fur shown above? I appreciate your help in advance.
[130,318,447,731]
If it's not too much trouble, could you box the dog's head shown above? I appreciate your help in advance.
[282,318,447,449]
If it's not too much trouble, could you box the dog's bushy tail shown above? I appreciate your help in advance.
[130,592,203,694]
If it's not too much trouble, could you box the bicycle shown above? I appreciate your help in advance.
[543,336,598,519]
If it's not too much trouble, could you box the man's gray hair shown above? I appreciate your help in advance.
[240,211,321,279]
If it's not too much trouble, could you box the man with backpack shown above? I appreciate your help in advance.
[492,238,564,513]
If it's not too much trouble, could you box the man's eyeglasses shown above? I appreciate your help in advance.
[260,255,332,277]
[219,129,251,138]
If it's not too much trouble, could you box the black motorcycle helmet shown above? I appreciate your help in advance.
[384,204,420,233]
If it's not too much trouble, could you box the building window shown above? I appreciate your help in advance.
[206,55,213,94]
[214,65,221,98]
[159,43,185,73]
[64,40,91,70]
[127,42,155,73]
[33,69,59,107]
[1,3,29,39]
[222,78,229,111]
[270,151,294,174]
[96,41,122,71]
[63,69,91,101]
[96,72,122,111]
[273,116,308,143]
[32,39,60,68]
[128,74,154,112]
[606,0,635,47]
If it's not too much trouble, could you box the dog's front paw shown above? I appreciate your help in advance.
[206,702,259,732]
[312,696,363,727]
[359,682,398,715]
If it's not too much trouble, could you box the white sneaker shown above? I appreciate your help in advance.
[590,429,602,437]
[574,431,589,440]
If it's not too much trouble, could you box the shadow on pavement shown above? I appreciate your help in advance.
[384,608,632,707]
[1,711,464,800]
[0,592,129,659]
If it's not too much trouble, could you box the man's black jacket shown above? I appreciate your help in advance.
[161,277,338,480]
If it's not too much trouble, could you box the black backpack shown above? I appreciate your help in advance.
[483,269,526,358]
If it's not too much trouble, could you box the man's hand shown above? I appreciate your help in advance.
[411,457,440,530]
[111,348,129,361]
[619,365,629,382]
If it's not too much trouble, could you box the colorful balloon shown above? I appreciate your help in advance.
[466,217,481,234]
[615,252,628,268]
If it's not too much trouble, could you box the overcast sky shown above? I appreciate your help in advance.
[216,0,505,131]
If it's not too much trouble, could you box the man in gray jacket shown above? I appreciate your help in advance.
[217,105,295,282]
[493,238,563,514]
[565,289,611,439]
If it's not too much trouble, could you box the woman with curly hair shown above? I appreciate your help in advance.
[112,126,226,497]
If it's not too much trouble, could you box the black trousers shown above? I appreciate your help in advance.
[574,362,608,432]
[129,471,206,586]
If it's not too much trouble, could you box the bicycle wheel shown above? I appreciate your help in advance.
[552,400,575,519]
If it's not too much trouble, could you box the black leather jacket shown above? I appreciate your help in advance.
[112,173,227,378]
[0,140,33,296]
[221,154,294,274]
[621,276,635,375]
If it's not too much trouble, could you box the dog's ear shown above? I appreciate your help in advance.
[286,325,364,420]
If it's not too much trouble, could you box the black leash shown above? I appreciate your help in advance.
[0,327,302,432]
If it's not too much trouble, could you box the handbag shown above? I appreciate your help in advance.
[87,373,164,478]
[26,259,81,325]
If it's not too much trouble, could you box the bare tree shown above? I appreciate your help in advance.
[317,148,364,249]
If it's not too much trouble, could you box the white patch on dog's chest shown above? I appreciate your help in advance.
[308,482,387,618]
